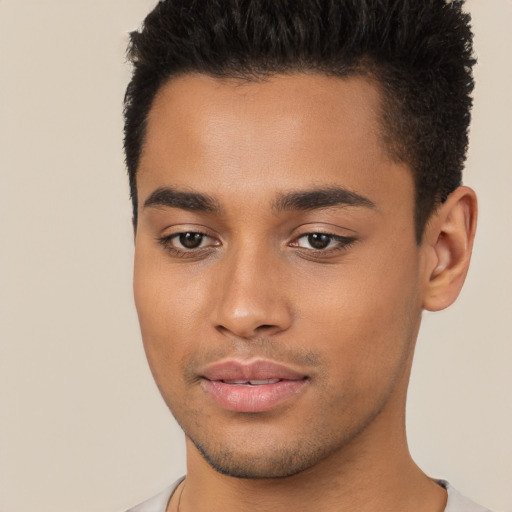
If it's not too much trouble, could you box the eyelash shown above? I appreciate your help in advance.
[157,231,356,258]
[158,231,217,258]
[291,233,356,254]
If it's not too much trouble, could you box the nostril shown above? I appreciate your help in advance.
[215,322,282,339]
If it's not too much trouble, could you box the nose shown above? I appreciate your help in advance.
[211,248,292,339]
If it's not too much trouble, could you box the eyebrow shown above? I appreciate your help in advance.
[273,187,375,212]
[143,187,222,214]
[143,185,375,215]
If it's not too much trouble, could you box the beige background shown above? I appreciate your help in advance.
[0,1,511,511]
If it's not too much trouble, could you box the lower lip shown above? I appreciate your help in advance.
[202,379,308,413]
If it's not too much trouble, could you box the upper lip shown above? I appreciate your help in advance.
[200,359,307,382]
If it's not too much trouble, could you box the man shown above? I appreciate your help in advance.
[123,1,488,511]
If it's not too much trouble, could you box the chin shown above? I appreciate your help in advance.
[189,432,338,479]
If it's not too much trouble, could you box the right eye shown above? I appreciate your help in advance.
[159,231,220,256]
[171,232,209,249]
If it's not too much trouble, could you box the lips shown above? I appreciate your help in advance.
[200,360,308,413]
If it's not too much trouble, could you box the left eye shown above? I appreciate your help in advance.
[293,233,351,250]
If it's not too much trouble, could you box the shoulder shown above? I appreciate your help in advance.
[124,478,184,512]
[439,480,493,512]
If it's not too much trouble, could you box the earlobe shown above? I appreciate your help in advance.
[422,186,477,312]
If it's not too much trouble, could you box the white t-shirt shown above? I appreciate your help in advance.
[126,478,492,512]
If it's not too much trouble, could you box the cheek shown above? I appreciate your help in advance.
[296,249,422,388]
[133,247,204,384]
[134,240,208,329]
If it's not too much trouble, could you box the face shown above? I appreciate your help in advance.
[134,73,428,478]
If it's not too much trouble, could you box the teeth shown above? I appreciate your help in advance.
[221,379,281,385]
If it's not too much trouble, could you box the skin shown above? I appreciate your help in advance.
[133,73,477,512]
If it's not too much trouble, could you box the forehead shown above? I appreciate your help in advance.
[138,73,412,212]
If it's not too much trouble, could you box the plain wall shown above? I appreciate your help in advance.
[0,1,510,511]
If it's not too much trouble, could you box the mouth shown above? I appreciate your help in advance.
[200,360,309,413]
[219,379,282,385]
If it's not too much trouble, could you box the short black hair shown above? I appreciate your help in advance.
[124,0,475,242]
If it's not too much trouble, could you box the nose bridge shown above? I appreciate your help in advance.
[212,240,291,338]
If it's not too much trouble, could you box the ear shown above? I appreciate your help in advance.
[422,186,477,312]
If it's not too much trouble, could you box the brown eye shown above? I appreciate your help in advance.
[177,232,205,249]
[159,230,220,257]
[307,233,331,249]
[292,232,356,253]
[296,233,334,250]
